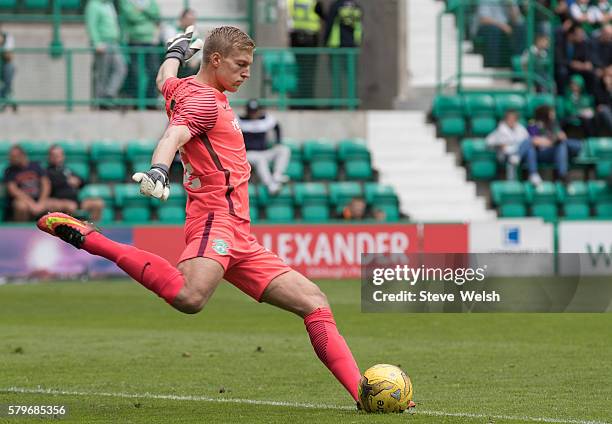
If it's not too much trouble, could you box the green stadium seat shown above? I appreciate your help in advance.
[150,185,187,210]
[558,181,590,219]
[90,140,125,182]
[122,207,151,223]
[364,183,400,222]
[286,159,305,181]
[59,0,81,8]
[329,182,363,213]
[114,183,149,208]
[56,140,89,162]
[79,184,113,211]
[588,181,612,218]
[259,184,294,221]
[97,161,126,182]
[526,182,558,221]
[99,207,115,223]
[262,50,298,94]
[0,162,7,178]
[439,116,466,137]
[302,139,336,162]
[0,0,17,8]
[265,204,295,222]
[248,183,258,205]
[24,0,49,8]
[344,159,373,180]
[250,206,259,223]
[0,140,10,155]
[126,139,156,164]
[464,94,497,136]
[310,159,338,180]
[491,180,528,217]
[588,138,612,178]
[66,160,90,182]
[494,93,526,119]
[461,138,498,180]
[376,203,400,222]
[432,95,463,119]
[157,205,186,223]
[337,139,370,162]
[18,140,50,163]
[90,139,123,161]
[526,93,555,118]
[294,182,330,222]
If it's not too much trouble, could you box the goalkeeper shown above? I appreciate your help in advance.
[37,26,365,405]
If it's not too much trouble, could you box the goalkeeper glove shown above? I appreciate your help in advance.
[132,164,170,201]
[164,25,204,66]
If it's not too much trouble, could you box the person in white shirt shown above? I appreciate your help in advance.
[486,110,540,184]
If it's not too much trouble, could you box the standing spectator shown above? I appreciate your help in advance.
[85,0,127,110]
[239,99,290,195]
[0,26,15,111]
[563,74,597,137]
[3,145,71,222]
[160,9,200,78]
[475,0,525,68]
[555,24,595,94]
[521,34,550,92]
[528,105,582,184]
[47,145,105,222]
[324,0,362,100]
[486,110,530,181]
[287,0,325,103]
[592,24,612,79]
[594,65,612,134]
[120,0,161,107]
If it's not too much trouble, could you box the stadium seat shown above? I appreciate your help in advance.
[151,185,187,209]
[90,140,126,182]
[99,208,115,223]
[114,183,149,208]
[57,140,89,162]
[285,144,304,181]
[526,93,555,118]
[126,139,156,165]
[259,184,294,222]
[24,0,49,8]
[310,159,338,180]
[464,93,497,136]
[461,138,498,180]
[79,184,114,209]
[588,138,612,178]
[122,207,151,223]
[490,180,528,217]
[329,182,363,213]
[337,139,370,162]
[302,139,336,162]
[558,181,590,220]
[494,93,526,119]
[157,205,186,223]
[262,50,298,94]
[0,0,17,8]
[588,180,612,218]
[344,159,373,180]
[294,182,330,222]
[364,183,400,222]
[432,95,465,137]
[19,140,50,164]
[66,160,90,182]
[0,162,7,177]
[59,0,81,9]
[526,182,558,221]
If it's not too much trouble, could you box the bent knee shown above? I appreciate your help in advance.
[175,294,206,314]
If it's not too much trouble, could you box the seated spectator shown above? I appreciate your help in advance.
[240,99,290,195]
[563,74,597,137]
[486,110,530,181]
[0,26,16,112]
[47,145,105,222]
[555,23,595,94]
[520,34,550,91]
[594,64,612,135]
[372,208,387,222]
[591,0,611,27]
[475,0,525,67]
[527,105,583,184]
[592,24,612,79]
[570,0,600,34]
[342,197,367,220]
[3,145,72,222]
[159,8,200,78]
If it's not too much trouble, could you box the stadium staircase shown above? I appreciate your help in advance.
[367,111,495,222]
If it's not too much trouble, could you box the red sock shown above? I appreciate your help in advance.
[304,308,361,401]
[83,232,184,304]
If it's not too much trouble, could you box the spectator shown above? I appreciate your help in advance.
[594,64,612,134]
[47,145,105,222]
[3,145,71,222]
[563,74,596,136]
[486,110,530,181]
[555,24,595,94]
[342,197,366,220]
[475,0,525,68]
[521,34,550,92]
[372,208,387,222]
[287,0,325,103]
[85,0,127,110]
[590,0,611,27]
[570,0,599,34]
[554,0,571,22]
[324,0,362,100]
[239,99,290,195]
[120,0,161,108]
[160,8,200,78]
[592,24,612,79]
[527,105,582,184]
[0,26,15,111]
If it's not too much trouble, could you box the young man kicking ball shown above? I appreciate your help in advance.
[37,26,364,404]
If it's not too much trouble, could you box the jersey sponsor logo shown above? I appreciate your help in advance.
[212,238,230,255]
[231,117,242,132]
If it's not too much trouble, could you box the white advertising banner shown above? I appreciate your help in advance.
[558,221,612,275]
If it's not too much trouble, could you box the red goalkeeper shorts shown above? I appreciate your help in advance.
[179,211,291,301]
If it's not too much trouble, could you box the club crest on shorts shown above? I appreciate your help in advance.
[212,239,230,255]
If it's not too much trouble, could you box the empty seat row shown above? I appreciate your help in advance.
[491,180,612,221]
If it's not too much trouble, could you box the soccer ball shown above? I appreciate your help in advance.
[358,364,413,413]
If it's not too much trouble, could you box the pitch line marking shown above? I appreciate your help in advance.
[1,387,608,424]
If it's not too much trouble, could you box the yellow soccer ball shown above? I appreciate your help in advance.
[358,364,413,413]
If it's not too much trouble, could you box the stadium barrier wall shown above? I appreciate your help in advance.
[558,221,612,276]
[0,223,468,281]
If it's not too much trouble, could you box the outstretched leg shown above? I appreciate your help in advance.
[260,270,362,401]
[36,212,224,313]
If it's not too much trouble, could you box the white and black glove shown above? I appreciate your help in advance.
[132,164,170,201]
[164,25,204,66]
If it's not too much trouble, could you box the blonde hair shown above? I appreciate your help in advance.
[203,26,255,64]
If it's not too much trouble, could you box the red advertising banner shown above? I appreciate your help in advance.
[131,223,468,279]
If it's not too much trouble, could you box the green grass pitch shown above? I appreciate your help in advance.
[0,279,610,423]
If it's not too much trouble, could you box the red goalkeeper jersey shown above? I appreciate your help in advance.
[162,76,251,222]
